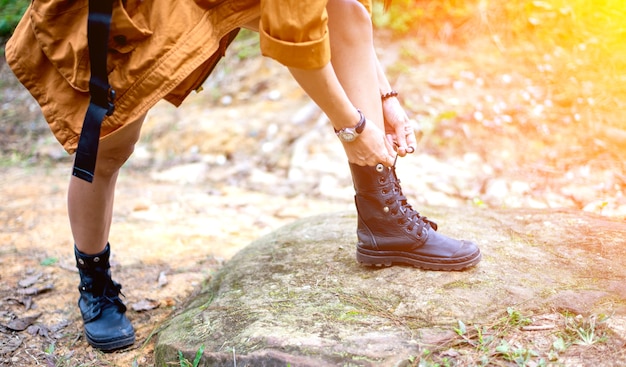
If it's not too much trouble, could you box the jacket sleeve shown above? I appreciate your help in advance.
[259,0,372,70]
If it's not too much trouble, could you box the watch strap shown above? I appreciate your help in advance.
[334,109,366,134]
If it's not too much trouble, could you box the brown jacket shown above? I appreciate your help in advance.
[6,0,371,153]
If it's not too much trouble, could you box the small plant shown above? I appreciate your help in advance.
[474,326,494,353]
[504,307,533,327]
[453,320,467,336]
[44,343,55,355]
[177,345,205,367]
[495,339,541,366]
[546,336,567,362]
[40,257,59,266]
[415,349,454,367]
[564,314,609,346]
[443,308,548,365]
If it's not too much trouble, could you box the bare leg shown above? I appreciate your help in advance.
[250,4,481,270]
[69,115,145,351]
[326,0,383,131]
[323,0,482,270]
[68,115,145,254]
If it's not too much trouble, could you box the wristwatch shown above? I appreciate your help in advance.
[334,109,367,143]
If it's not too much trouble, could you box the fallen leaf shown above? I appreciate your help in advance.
[131,299,160,312]
[0,333,22,354]
[22,296,33,310]
[17,283,54,296]
[18,273,42,288]
[161,297,176,307]
[3,313,41,331]
[157,271,168,288]
[49,319,70,333]
[27,324,49,338]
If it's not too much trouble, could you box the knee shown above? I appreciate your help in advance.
[328,0,373,40]
[95,115,146,177]
[93,115,145,178]
[344,0,372,24]
[94,144,136,178]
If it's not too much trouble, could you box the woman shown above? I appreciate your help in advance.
[6,0,481,352]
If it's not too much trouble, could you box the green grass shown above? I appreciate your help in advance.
[176,345,205,367]
[409,308,614,366]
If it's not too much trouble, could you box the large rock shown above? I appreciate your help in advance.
[155,207,626,366]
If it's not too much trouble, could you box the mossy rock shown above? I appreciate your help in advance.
[155,208,626,366]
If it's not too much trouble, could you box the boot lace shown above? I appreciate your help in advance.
[81,276,127,312]
[388,163,437,236]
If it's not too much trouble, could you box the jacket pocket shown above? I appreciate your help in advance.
[30,0,153,92]
[108,0,153,54]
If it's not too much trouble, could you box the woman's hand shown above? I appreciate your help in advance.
[382,97,419,157]
[340,119,397,167]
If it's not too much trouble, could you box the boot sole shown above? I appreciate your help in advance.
[85,331,135,352]
[356,247,482,271]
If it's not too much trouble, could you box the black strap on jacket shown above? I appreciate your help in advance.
[72,0,115,183]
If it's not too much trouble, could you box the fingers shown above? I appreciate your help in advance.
[384,113,417,157]
[403,121,418,154]
[342,124,396,167]
[389,123,417,157]
[396,124,410,156]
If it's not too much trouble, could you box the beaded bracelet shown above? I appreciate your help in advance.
[381,90,399,101]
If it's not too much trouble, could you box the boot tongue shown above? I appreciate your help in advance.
[79,269,116,293]
[388,169,439,232]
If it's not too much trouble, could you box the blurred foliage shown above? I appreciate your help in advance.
[0,0,28,39]
[372,0,626,128]
[502,0,626,126]
[0,0,624,127]
[373,0,481,43]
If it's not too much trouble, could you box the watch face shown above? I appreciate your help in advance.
[339,130,356,142]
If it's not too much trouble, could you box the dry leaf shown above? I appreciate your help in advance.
[157,271,168,288]
[17,283,54,296]
[161,297,176,307]
[3,313,41,331]
[18,273,42,288]
[0,333,22,354]
[131,299,160,312]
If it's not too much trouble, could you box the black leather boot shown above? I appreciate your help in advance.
[349,163,481,270]
[75,243,135,351]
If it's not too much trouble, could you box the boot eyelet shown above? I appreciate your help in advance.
[376,163,384,172]
[93,257,100,263]
[383,206,390,213]
[78,259,85,265]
